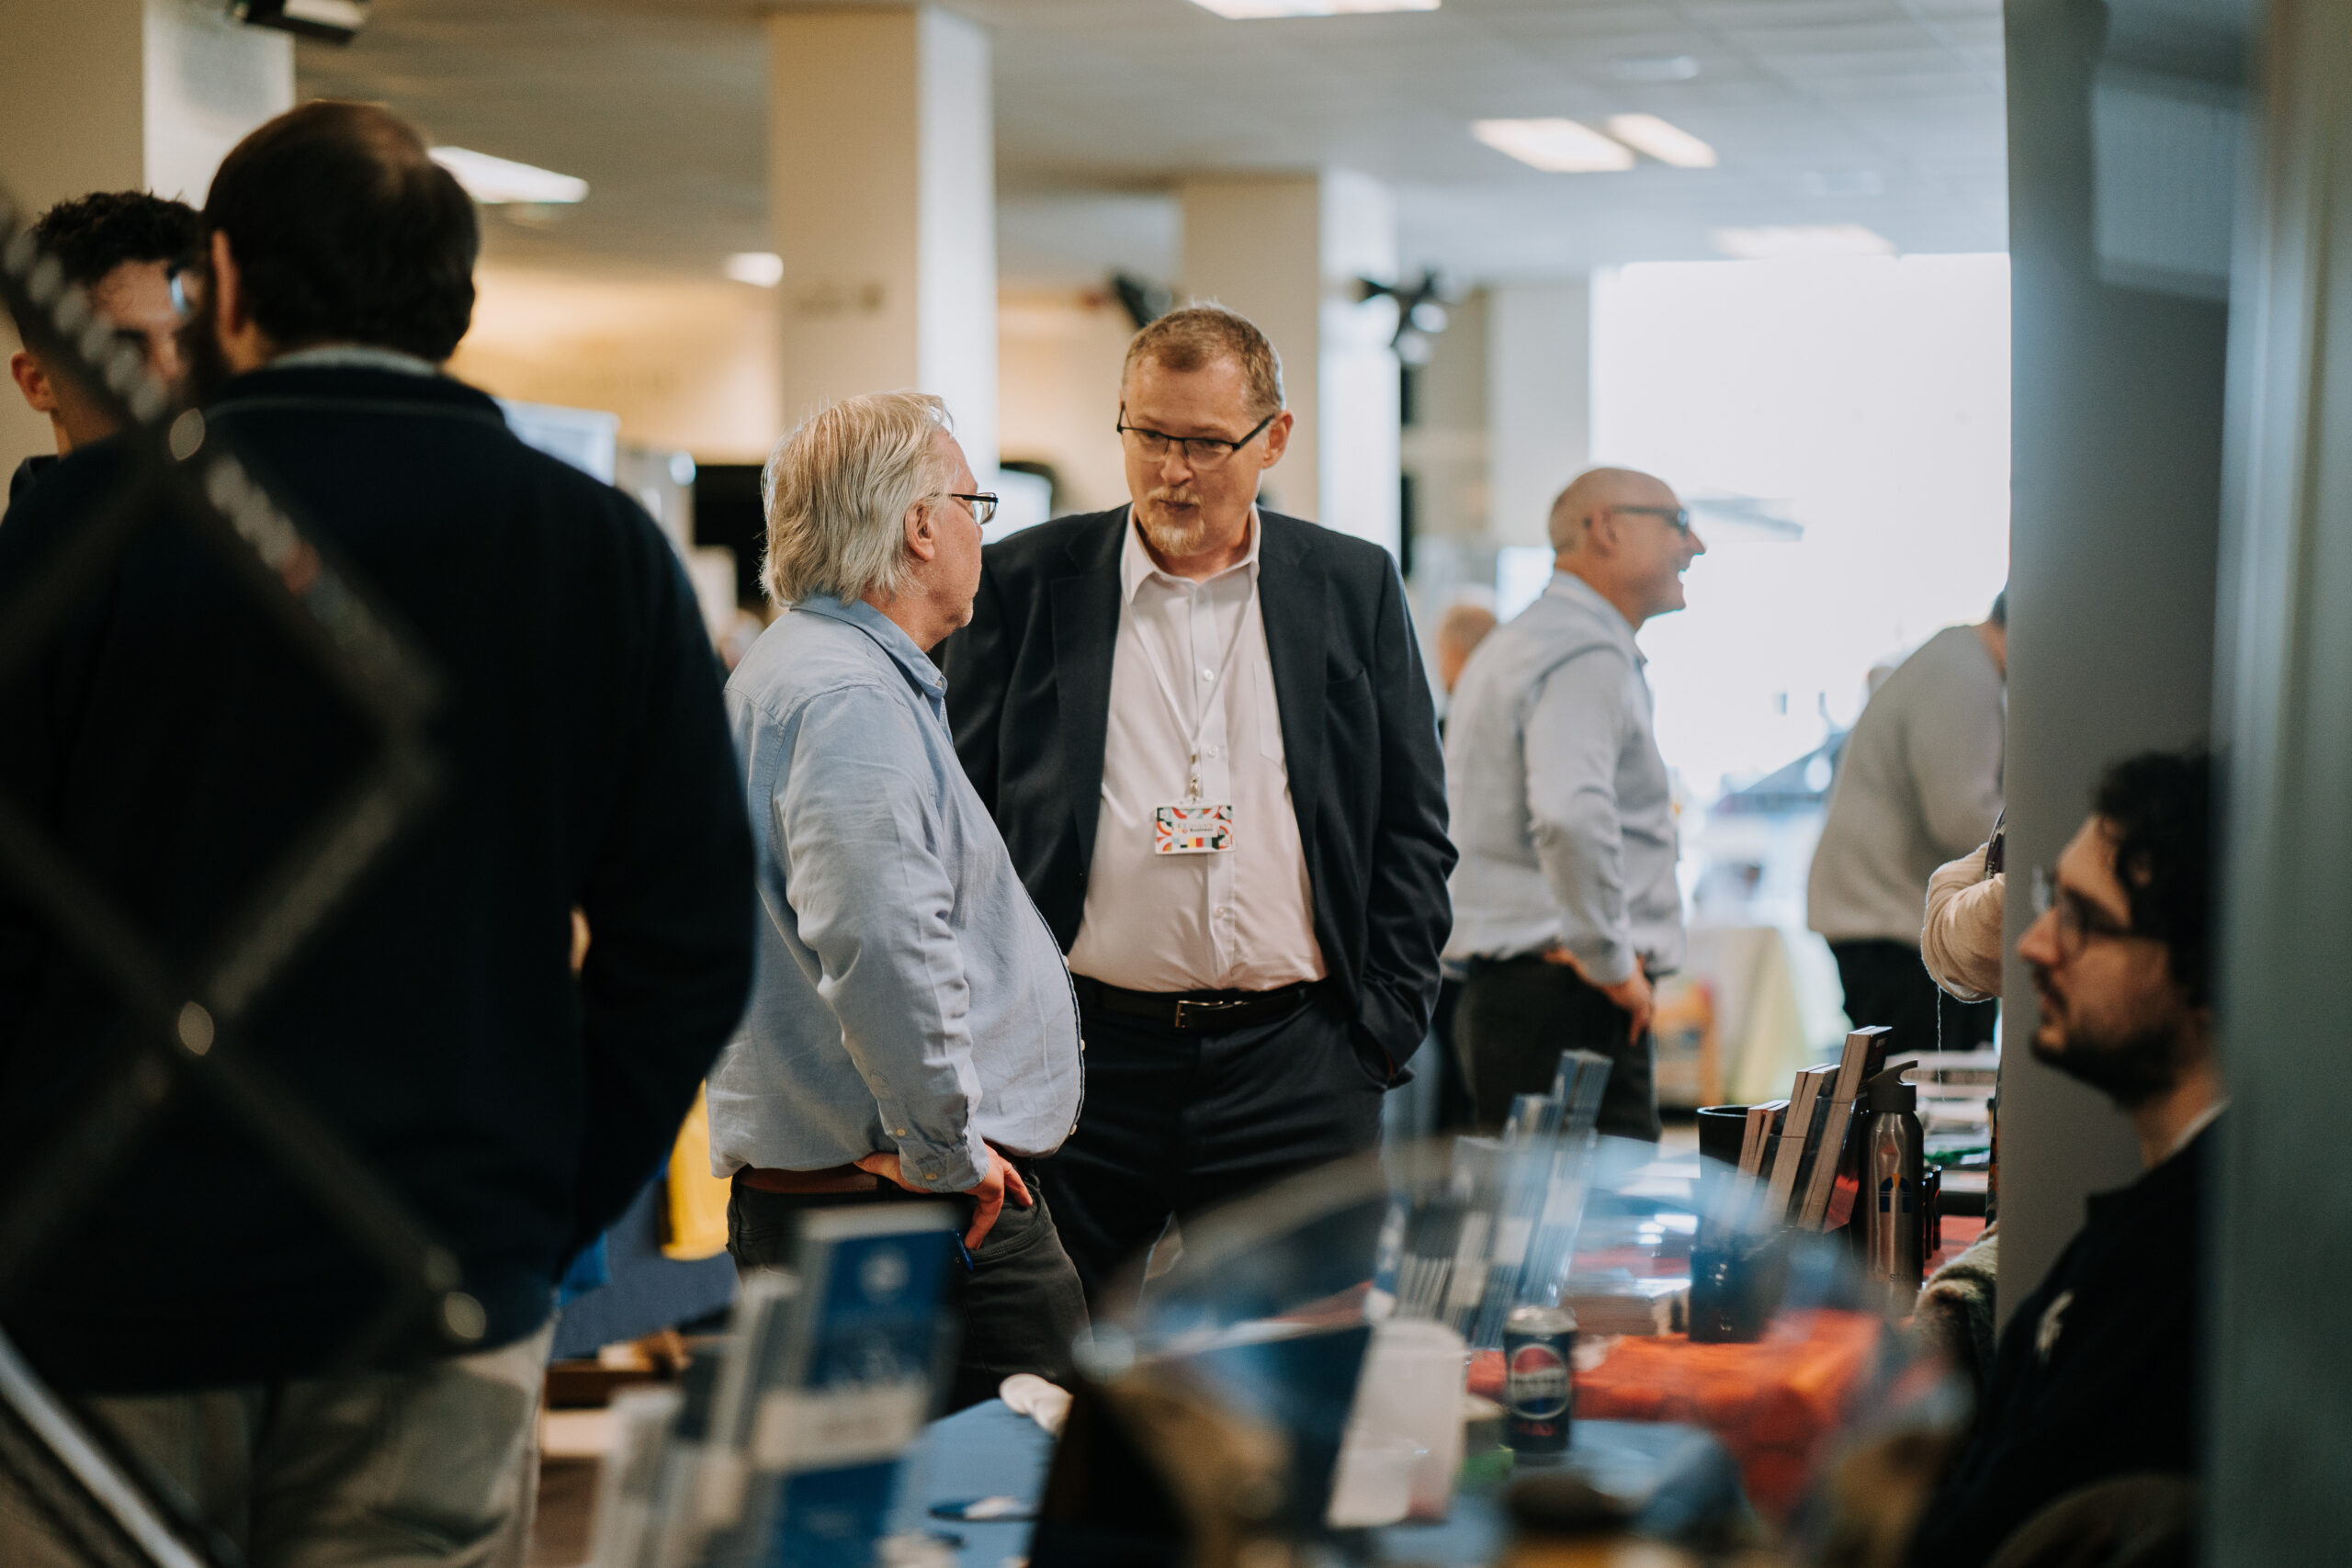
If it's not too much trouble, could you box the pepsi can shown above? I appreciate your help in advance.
[1502,1303,1576,1458]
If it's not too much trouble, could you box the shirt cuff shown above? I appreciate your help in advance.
[885,1127,988,1194]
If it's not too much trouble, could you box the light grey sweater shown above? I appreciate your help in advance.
[1807,625,2004,944]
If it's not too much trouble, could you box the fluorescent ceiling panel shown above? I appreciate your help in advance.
[428,146,588,206]
[1605,114,1717,169]
[1472,118,1634,174]
[1611,54,1700,82]
[724,252,785,287]
[1712,223,1897,258]
[1190,0,1437,17]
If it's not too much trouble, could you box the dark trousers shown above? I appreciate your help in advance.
[1043,982,1386,1307]
[726,1170,1087,1413]
[1830,938,1997,1055]
[1431,976,1478,1134]
[1453,955,1662,1141]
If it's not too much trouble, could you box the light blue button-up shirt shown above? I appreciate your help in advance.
[1442,570,1686,985]
[707,594,1082,1192]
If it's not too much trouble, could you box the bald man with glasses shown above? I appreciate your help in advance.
[1442,467,1707,1140]
[939,304,1453,1303]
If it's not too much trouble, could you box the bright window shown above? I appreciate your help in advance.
[1590,255,2012,804]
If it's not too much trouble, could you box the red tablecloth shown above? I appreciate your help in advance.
[1928,1214,1987,1275]
[1469,1307,1883,1521]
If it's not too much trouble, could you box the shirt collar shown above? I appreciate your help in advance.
[2163,1098,2229,1164]
[268,344,440,378]
[1545,568,1645,666]
[790,593,947,696]
[1119,504,1262,604]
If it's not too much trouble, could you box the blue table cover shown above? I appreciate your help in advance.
[892,1401,1740,1567]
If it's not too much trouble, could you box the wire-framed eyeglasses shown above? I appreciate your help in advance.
[1114,405,1280,468]
[1610,503,1693,536]
[946,492,999,526]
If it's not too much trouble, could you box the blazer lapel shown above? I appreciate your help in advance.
[1052,514,1125,874]
[1256,513,1327,851]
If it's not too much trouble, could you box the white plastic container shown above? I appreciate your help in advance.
[1327,1319,1469,1526]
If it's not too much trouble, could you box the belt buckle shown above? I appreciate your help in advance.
[1172,996,1247,1030]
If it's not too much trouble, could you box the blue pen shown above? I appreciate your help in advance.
[956,1235,976,1271]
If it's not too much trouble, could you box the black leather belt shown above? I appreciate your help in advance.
[1073,975,1320,1033]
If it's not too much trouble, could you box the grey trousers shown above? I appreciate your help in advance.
[0,1322,554,1568]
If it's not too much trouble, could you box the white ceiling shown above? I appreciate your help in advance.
[296,0,2008,289]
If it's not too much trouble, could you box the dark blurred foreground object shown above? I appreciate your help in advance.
[1504,1420,1751,1550]
[1030,1325,1369,1568]
[1982,1476,2196,1568]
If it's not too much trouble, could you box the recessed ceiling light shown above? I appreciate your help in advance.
[1712,223,1897,259]
[1472,118,1634,174]
[1604,114,1716,168]
[1189,0,1437,15]
[429,147,587,206]
[1611,53,1700,82]
[724,252,785,288]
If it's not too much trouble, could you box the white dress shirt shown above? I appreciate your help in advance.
[1066,510,1327,993]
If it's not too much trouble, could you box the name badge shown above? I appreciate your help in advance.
[1153,802,1235,854]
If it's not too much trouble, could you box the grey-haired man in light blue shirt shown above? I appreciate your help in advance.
[707,390,1086,1408]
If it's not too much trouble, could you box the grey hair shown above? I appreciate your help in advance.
[761,391,955,606]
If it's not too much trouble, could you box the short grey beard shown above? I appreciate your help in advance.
[1136,507,1216,558]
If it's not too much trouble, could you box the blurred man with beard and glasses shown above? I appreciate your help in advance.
[1442,467,1704,1140]
[1906,750,2220,1568]
[0,101,752,1566]
[5,190,198,504]
[940,303,1453,1303]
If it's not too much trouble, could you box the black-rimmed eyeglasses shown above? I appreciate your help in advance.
[947,492,999,526]
[1114,405,1279,468]
[2030,865,2139,962]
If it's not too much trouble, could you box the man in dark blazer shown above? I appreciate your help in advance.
[941,304,1453,1302]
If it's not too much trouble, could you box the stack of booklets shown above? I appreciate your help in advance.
[1742,1026,1891,1232]
[588,1202,959,1568]
[1565,1275,1688,1337]
[1513,1050,1612,1314]
[1371,1048,1611,1345]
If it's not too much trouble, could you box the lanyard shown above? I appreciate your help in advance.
[1135,572,1261,803]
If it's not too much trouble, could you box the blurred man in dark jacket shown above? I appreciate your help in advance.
[0,102,753,1566]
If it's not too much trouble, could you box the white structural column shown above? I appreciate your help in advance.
[768,5,998,474]
[0,0,290,466]
[1180,171,1399,553]
[0,0,288,209]
[1485,281,1592,547]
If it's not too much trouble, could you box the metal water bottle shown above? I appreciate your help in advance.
[1864,1062,1924,1313]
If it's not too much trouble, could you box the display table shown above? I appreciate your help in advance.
[893,1401,1748,1567]
[1469,1309,1883,1522]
